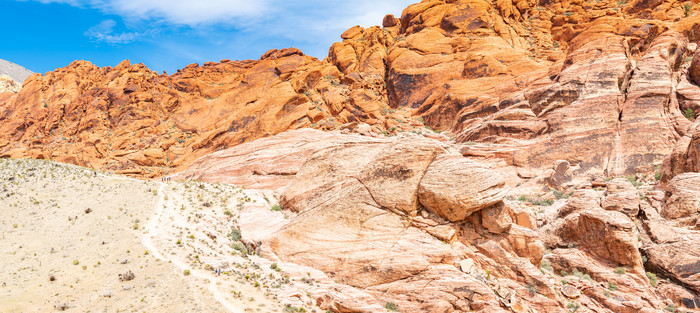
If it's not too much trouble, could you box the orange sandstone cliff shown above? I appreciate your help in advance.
[2,1,700,312]
[2,0,700,180]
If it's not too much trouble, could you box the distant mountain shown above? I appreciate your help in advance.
[0,59,33,84]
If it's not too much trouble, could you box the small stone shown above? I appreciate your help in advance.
[459,259,475,274]
[561,285,580,299]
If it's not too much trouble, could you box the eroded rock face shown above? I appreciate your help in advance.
[0,49,410,178]
[602,178,641,217]
[662,173,700,226]
[557,208,642,268]
[175,128,700,312]
[3,0,700,311]
[0,74,20,93]
[4,0,700,181]
[418,154,508,222]
[266,134,518,311]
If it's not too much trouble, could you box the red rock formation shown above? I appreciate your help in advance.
[2,1,700,310]
[175,128,700,312]
[3,0,700,180]
[0,49,416,177]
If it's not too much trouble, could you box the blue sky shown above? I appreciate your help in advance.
[1,0,416,74]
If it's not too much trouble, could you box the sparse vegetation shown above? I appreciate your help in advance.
[683,108,696,121]
[614,267,626,275]
[541,260,553,272]
[284,305,307,312]
[567,301,580,312]
[384,302,399,312]
[665,303,677,312]
[571,269,593,281]
[527,283,538,295]
[647,272,658,287]
[228,228,242,242]
[183,269,191,276]
[625,176,642,187]
[518,195,554,206]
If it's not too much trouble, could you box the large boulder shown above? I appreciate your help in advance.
[280,138,445,216]
[690,50,700,86]
[418,154,508,222]
[601,178,640,217]
[662,173,700,226]
[556,208,642,268]
[645,236,700,293]
[263,135,513,311]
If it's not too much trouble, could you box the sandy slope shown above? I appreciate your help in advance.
[0,159,314,312]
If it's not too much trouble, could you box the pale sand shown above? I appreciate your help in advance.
[0,159,318,312]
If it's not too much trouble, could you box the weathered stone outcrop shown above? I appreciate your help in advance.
[0,74,20,93]
[418,155,508,222]
[174,127,700,312]
[3,0,700,311]
[661,173,700,226]
[0,50,411,177]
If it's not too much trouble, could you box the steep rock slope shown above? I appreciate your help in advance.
[0,58,33,84]
[175,128,700,312]
[3,0,700,179]
[0,49,408,177]
[0,74,21,93]
[331,0,700,177]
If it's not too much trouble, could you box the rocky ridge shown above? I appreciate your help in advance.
[175,128,700,312]
[0,0,700,312]
[0,74,21,93]
[2,0,699,179]
[0,58,33,84]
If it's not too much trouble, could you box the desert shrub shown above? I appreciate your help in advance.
[683,108,696,121]
[541,260,553,272]
[572,269,593,281]
[228,228,241,242]
[567,301,580,312]
[232,242,248,255]
[625,176,642,187]
[384,302,399,312]
[647,272,658,287]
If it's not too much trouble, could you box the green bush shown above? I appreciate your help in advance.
[228,228,241,242]
[625,176,642,187]
[271,204,282,211]
[384,302,399,312]
[232,242,248,255]
[665,303,677,312]
[646,272,658,287]
[567,301,580,312]
[572,269,593,281]
[183,269,190,276]
[683,108,696,121]
[614,267,626,275]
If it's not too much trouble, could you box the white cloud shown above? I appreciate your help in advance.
[27,0,414,28]
[23,0,418,70]
[29,0,270,26]
[85,19,142,44]
[108,0,269,26]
